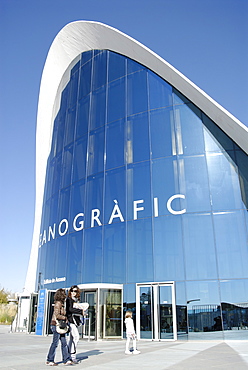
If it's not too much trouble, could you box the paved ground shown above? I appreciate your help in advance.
[0,325,248,369]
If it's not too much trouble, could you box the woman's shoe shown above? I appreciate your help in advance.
[125,350,132,354]
[133,350,141,354]
[46,362,58,366]
[72,359,80,364]
[63,360,74,365]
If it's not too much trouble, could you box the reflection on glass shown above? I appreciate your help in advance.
[159,285,173,339]
[207,152,243,211]
[214,211,248,279]
[140,286,152,339]
[183,213,217,280]
[84,291,96,339]
[100,289,122,338]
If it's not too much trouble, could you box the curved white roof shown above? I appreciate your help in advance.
[24,20,248,293]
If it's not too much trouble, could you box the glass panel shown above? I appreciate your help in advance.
[150,108,174,159]
[84,172,104,228]
[65,231,83,287]
[78,59,92,99]
[87,126,105,176]
[64,108,76,146]
[84,291,96,339]
[48,194,59,227]
[58,187,70,222]
[220,279,248,339]
[127,161,152,220]
[68,69,79,109]
[72,135,88,182]
[178,155,211,212]
[126,112,150,163]
[127,70,148,116]
[175,282,188,336]
[106,119,125,170]
[103,223,126,283]
[172,89,190,105]
[154,216,184,281]
[213,210,248,278]
[186,281,222,337]
[71,60,80,76]
[81,50,93,65]
[127,58,145,74]
[61,144,73,188]
[90,85,106,130]
[104,167,126,224]
[148,70,172,109]
[140,286,153,339]
[44,239,56,288]
[55,114,66,156]
[207,152,243,211]
[53,236,68,286]
[108,51,126,82]
[52,155,62,195]
[123,284,136,318]
[127,219,153,283]
[75,95,90,139]
[69,179,85,233]
[202,114,234,152]
[183,213,217,280]
[82,227,102,283]
[174,103,204,155]
[236,150,248,209]
[92,51,107,91]
[101,289,122,338]
[159,285,173,339]
[107,77,125,123]
[152,157,180,217]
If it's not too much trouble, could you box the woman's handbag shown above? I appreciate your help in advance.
[56,319,69,334]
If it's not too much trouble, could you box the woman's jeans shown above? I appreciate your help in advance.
[68,323,80,361]
[47,325,71,363]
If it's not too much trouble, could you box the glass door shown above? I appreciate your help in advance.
[136,282,177,341]
[83,291,96,340]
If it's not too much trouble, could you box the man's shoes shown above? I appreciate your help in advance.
[133,350,141,354]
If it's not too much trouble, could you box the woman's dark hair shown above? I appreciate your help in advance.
[68,285,80,299]
[54,288,66,303]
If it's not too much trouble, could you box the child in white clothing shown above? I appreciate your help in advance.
[124,311,140,354]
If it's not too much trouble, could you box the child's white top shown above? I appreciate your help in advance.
[125,317,135,334]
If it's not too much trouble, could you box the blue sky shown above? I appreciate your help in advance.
[0,0,247,293]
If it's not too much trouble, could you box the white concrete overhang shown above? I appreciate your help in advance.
[25,20,248,293]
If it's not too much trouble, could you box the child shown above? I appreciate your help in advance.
[124,311,140,355]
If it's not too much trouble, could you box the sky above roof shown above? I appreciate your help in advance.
[0,0,247,293]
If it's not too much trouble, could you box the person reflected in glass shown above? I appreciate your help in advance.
[46,288,73,366]
[66,285,85,364]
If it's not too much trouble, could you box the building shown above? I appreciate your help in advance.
[21,21,248,340]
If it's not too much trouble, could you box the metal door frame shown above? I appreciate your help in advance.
[136,281,177,341]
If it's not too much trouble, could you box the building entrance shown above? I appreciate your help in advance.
[136,282,177,341]
[78,283,123,340]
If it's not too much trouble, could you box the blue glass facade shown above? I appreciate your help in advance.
[36,50,248,338]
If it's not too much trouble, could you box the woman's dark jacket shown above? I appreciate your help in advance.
[66,297,82,326]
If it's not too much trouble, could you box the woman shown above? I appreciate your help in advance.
[46,288,73,366]
[66,285,84,364]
